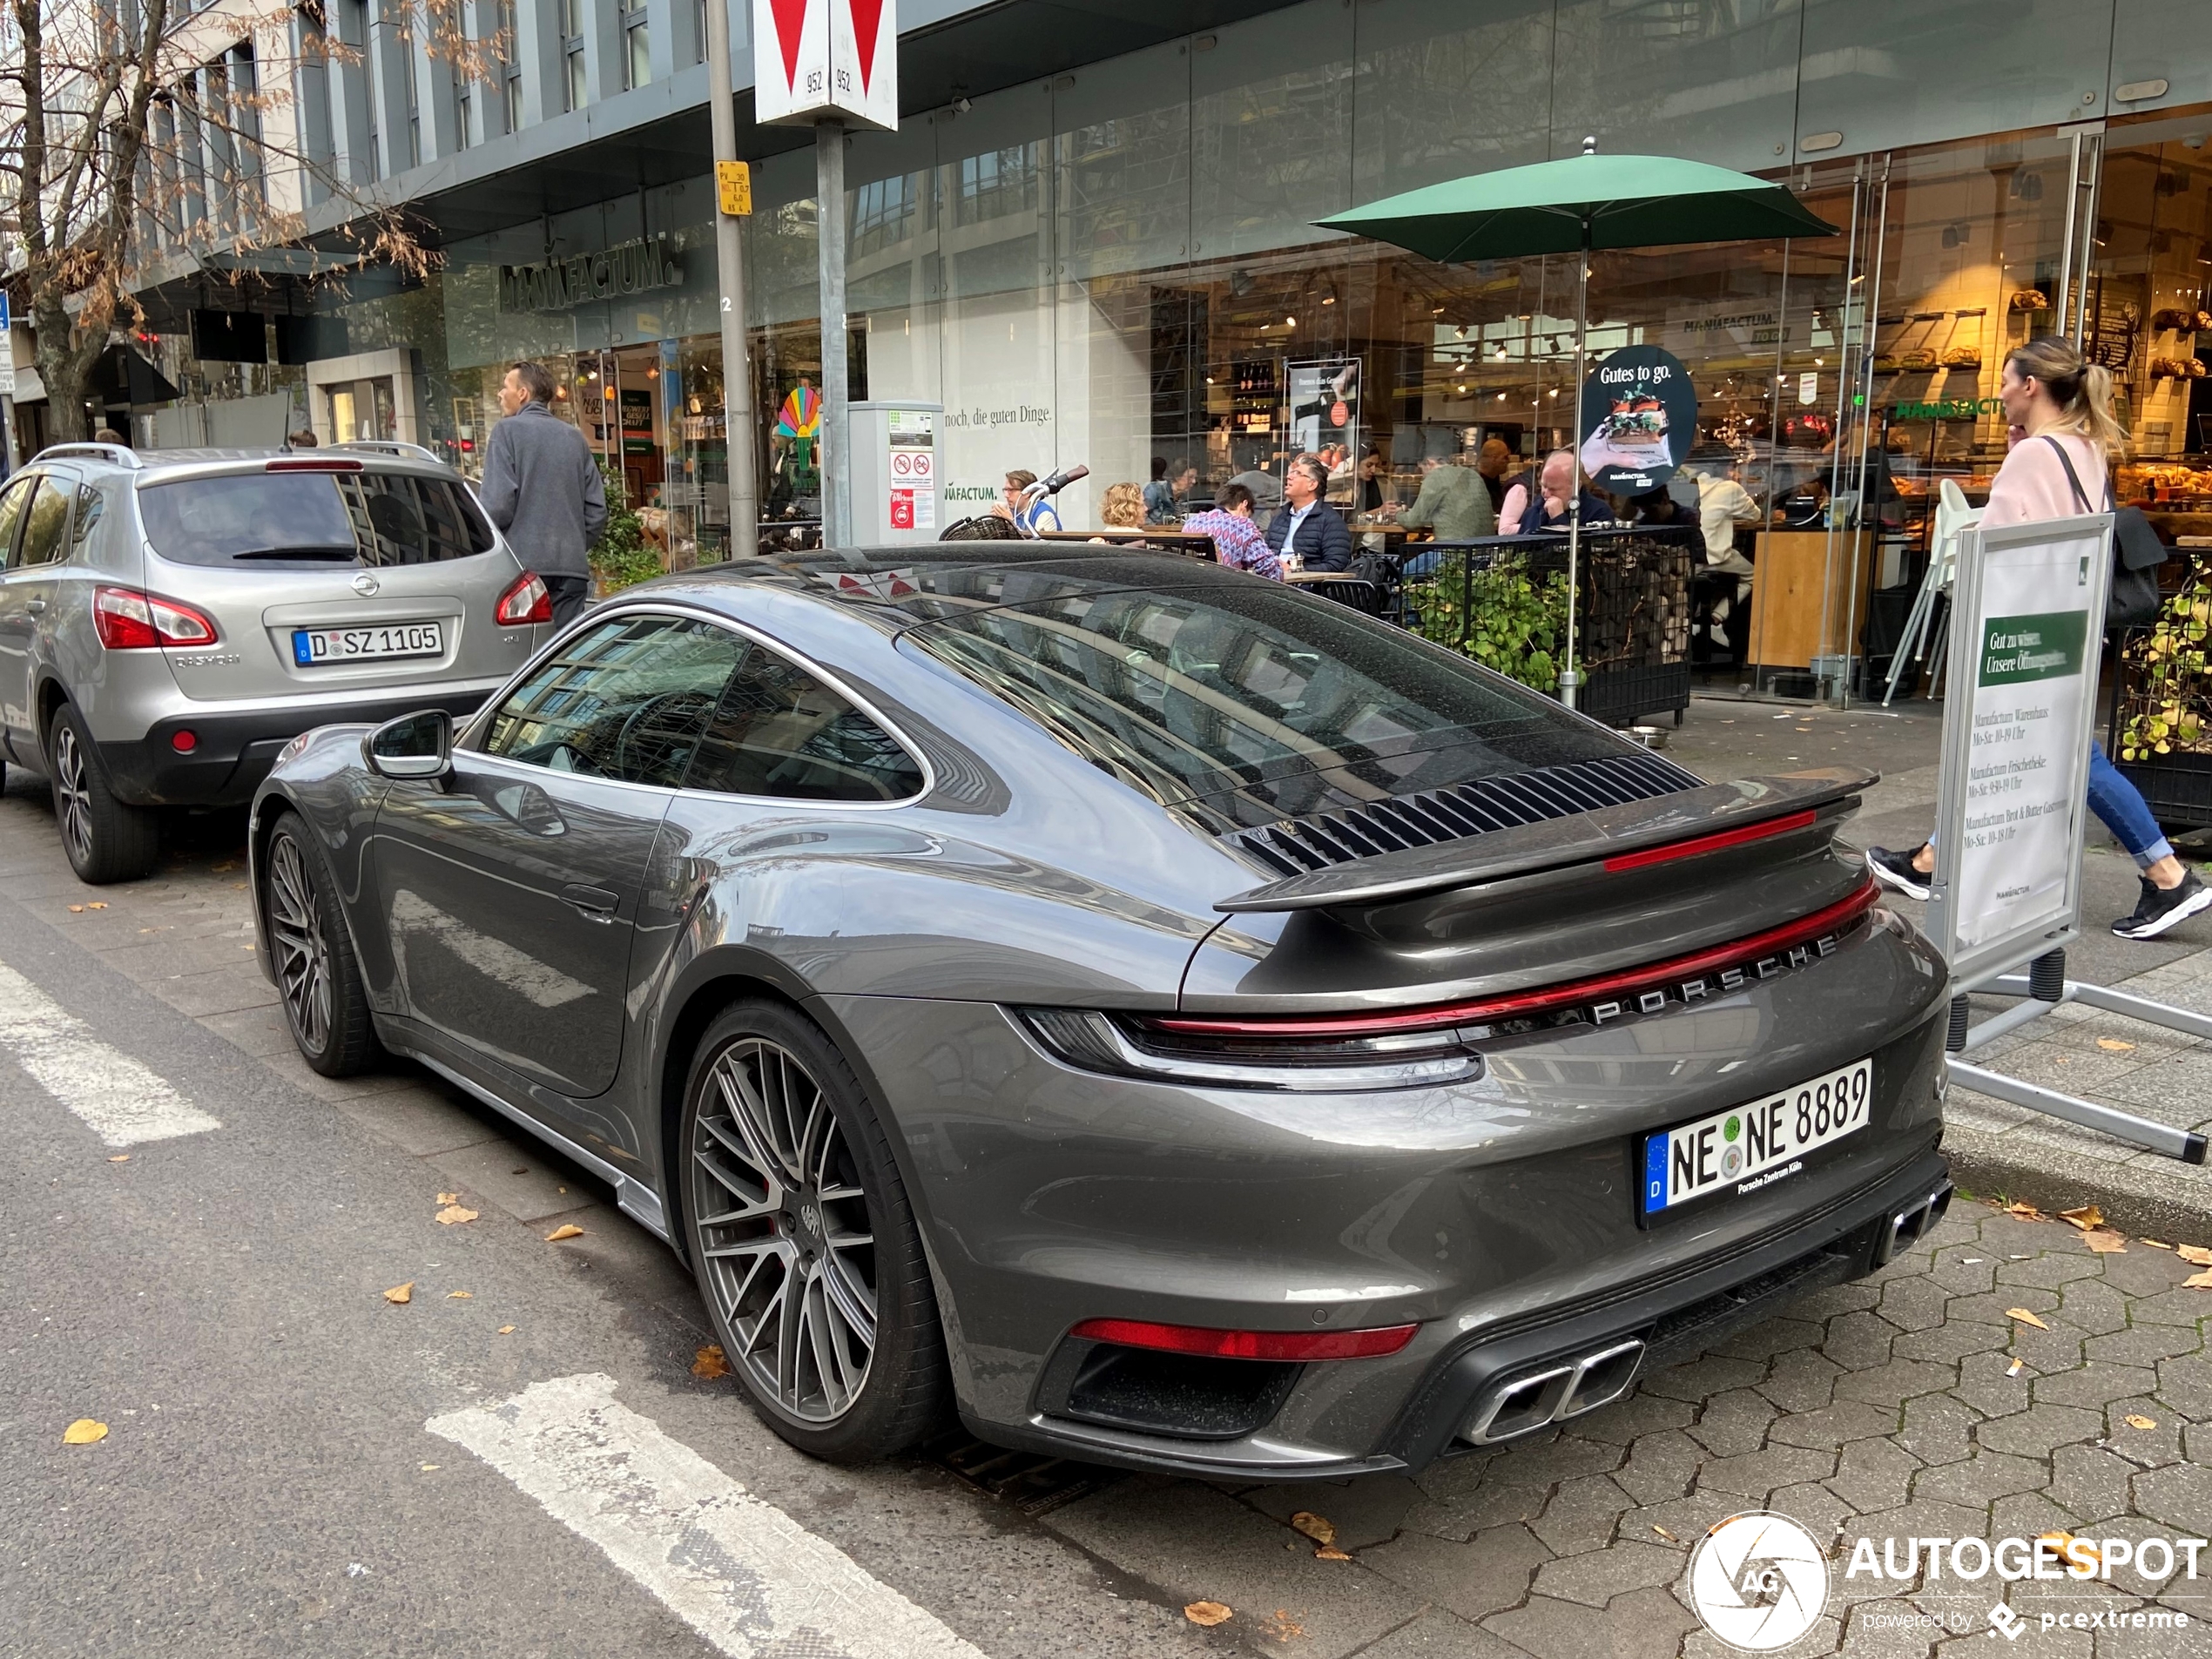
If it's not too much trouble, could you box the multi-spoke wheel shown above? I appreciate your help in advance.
[682,1001,947,1460]
[46,703,158,885]
[261,811,381,1076]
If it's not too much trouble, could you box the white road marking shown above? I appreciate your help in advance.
[428,1373,987,1659]
[0,961,222,1145]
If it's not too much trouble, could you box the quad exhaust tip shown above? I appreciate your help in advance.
[1460,1338,1646,1446]
[1874,1183,1954,1267]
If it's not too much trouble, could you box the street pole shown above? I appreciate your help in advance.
[1561,200,1591,712]
[704,0,757,558]
[816,118,849,548]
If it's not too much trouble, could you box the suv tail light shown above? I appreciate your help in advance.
[265,456,364,472]
[94,586,219,650]
[496,570,552,625]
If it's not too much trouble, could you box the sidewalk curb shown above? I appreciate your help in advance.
[1939,1118,2212,1241]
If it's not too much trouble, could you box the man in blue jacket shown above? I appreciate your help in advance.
[480,360,609,625]
[1263,453,1355,572]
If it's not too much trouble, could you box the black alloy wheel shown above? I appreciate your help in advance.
[47,704,159,885]
[262,811,381,1076]
[682,1001,947,1461]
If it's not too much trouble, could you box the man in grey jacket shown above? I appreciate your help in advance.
[480,360,608,625]
[1387,454,1496,542]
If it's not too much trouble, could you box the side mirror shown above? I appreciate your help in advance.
[365,709,453,780]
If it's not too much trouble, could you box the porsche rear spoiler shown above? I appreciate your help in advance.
[1213,768,1873,914]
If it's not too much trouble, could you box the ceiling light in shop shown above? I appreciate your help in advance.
[1322,295,1336,305]
[1454,326,1467,340]
[1494,343,1507,361]
[1496,393,1507,402]
[1285,315,1296,327]
[1456,384,1468,394]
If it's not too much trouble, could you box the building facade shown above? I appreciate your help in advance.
[47,0,2212,691]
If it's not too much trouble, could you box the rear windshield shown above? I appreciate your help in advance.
[139,471,496,568]
[900,580,1629,822]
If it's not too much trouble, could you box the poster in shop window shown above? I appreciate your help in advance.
[1576,345,1696,496]
[1928,511,2113,985]
[1286,361,1359,470]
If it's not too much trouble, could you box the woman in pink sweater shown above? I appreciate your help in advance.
[1866,337,2209,940]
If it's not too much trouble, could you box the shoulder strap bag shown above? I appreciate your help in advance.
[2040,436,2167,631]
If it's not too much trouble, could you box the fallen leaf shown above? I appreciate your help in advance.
[1652,1525,1679,1542]
[436,1192,460,1204]
[66,905,83,914]
[1314,1545,1352,1561]
[511,1167,529,1175]
[2006,1307,2051,1330]
[62,1419,107,1446]
[85,901,105,910]
[2040,1531,2101,1570]
[2125,1414,2158,1430]
[2141,1239,2174,1250]
[420,1463,440,1472]
[2083,1231,2128,1254]
[2185,1269,2212,1290]
[446,1291,472,1299]
[692,1345,732,1379]
[497,1325,516,1334]
[2007,1358,2026,1377]
[107,1155,129,1163]
[1184,1602,1232,1628]
[1289,1511,1337,1548]
[545,1224,584,1242]
[2060,1204,2106,1231]
[435,1204,479,1226]
[2005,1201,2044,1221]
[2094,1038,2136,1052]
[383,1281,415,1305]
[557,1186,567,1194]
[2176,1245,2212,1266]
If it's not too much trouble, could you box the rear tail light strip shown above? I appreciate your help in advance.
[93,585,219,650]
[1152,880,1881,1042]
[1602,809,1818,873]
[1069,1317,1418,1362]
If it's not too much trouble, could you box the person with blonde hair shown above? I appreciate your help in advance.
[1868,336,2208,940]
[1100,482,1147,529]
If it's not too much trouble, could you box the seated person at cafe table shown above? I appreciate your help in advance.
[1181,482,1285,580]
[1383,453,1496,542]
[1497,449,1615,534]
[1263,453,1357,572]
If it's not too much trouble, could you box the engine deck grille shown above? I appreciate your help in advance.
[1223,752,1705,877]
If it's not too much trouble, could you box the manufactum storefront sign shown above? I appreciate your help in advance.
[498,238,682,314]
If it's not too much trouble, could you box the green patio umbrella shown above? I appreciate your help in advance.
[1317,141,1838,709]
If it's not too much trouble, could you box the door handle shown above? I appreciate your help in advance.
[562,883,619,921]
[24,599,44,613]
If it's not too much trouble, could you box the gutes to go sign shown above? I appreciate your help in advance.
[752,0,898,131]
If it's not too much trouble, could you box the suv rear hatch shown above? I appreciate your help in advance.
[137,458,528,703]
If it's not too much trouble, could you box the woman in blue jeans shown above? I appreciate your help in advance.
[1866,338,2210,941]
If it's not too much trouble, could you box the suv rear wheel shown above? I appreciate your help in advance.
[681,1001,948,1462]
[48,704,159,884]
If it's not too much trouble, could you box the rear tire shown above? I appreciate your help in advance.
[262,810,382,1076]
[47,704,159,885]
[680,1000,948,1463]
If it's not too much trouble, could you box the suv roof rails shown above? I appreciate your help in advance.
[35,442,144,469]
[326,439,446,465]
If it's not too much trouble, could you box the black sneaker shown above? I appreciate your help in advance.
[1865,846,1932,901]
[2112,869,2212,939]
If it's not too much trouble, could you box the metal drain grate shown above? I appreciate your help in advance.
[925,1434,1124,1516]
[1222,751,1704,877]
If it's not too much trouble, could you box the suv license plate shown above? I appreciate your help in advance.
[293,624,442,664]
[1642,1058,1872,1215]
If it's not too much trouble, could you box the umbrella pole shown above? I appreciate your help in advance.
[1561,219,1589,711]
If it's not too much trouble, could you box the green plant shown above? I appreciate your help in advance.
[589,458,664,593]
[2115,579,2212,760]
[1415,554,1571,691]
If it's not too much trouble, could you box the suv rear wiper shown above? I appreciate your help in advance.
[226,547,361,562]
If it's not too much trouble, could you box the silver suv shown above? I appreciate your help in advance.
[0,441,555,882]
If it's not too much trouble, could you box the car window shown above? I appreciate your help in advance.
[481,614,747,787]
[685,644,924,802]
[139,470,494,567]
[902,579,1629,813]
[70,483,107,553]
[0,476,35,567]
[17,476,72,569]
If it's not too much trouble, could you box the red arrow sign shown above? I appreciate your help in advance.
[849,0,883,92]
[769,0,808,91]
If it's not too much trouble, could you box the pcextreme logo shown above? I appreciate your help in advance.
[1685,1513,2206,1650]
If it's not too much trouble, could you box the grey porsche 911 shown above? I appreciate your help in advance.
[249,546,1950,1477]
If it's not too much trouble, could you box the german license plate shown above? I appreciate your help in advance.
[292,623,442,664]
[1642,1058,1872,1214]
